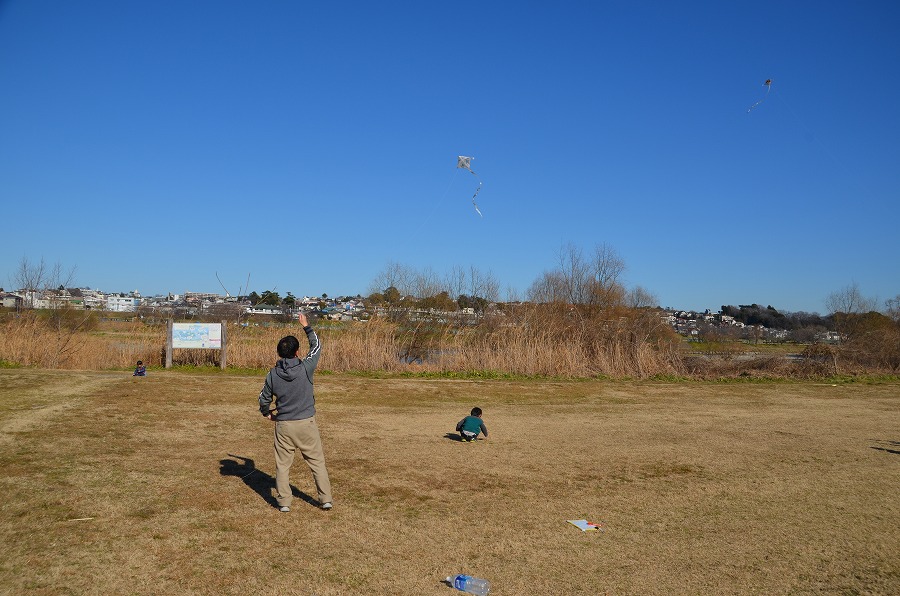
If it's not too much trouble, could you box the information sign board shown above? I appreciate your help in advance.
[172,323,222,349]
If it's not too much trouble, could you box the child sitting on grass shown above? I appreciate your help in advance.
[133,360,146,376]
[456,407,488,442]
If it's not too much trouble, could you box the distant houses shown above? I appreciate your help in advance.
[0,285,844,344]
[132,292,371,322]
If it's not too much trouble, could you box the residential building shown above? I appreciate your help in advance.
[0,292,24,309]
[107,293,141,312]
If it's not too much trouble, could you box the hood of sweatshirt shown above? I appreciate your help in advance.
[275,357,306,381]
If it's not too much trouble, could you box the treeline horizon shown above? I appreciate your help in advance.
[5,252,898,377]
[9,251,898,322]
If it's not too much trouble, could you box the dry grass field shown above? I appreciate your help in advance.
[0,369,898,595]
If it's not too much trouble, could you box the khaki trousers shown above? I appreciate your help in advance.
[273,417,332,508]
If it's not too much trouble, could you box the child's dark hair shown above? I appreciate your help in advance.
[470,407,482,417]
[136,360,143,366]
[277,335,300,359]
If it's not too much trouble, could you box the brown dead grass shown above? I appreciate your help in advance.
[0,311,686,377]
[0,370,898,595]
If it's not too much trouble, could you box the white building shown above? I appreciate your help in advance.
[0,293,24,309]
[244,304,283,316]
[107,293,141,312]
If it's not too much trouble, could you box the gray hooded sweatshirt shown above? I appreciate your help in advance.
[258,326,322,420]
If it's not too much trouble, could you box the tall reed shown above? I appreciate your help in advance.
[7,306,890,378]
[0,308,682,376]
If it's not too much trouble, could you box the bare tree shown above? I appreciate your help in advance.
[533,242,626,308]
[626,285,659,309]
[12,257,76,308]
[444,265,468,302]
[825,283,880,347]
[467,266,500,303]
[526,270,566,303]
[825,282,877,315]
[411,266,442,300]
[13,257,47,308]
[557,243,593,304]
[587,243,626,308]
[884,294,900,323]
[369,261,418,298]
[10,257,92,367]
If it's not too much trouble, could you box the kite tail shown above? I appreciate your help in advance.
[471,182,483,217]
[747,84,772,113]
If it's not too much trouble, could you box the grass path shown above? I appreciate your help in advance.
[0,370,898,594]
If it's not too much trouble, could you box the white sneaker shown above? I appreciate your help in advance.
[321,502,333,510]
[279,506,290,512]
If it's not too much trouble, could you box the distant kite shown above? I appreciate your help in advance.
[747,79,772,113]
[457,155,483,217]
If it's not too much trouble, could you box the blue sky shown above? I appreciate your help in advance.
[1,1,898,313]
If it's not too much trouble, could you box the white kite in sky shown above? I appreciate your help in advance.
[457,155,483,217]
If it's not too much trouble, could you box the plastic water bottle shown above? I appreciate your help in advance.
[446,574,490,595]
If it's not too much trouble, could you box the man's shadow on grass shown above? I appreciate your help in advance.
[219,454,319,510]
[870,440,900,455]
